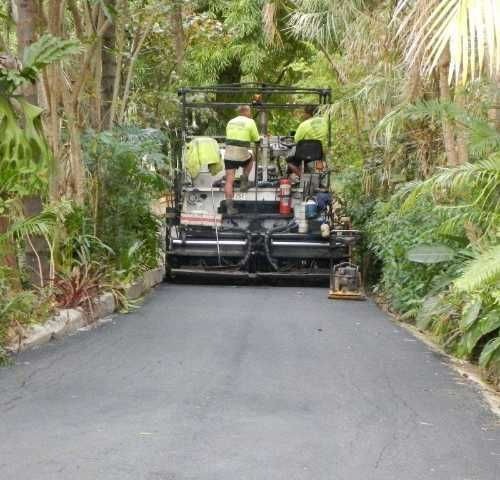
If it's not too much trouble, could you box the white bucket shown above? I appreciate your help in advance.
[294,202,306,219]
[297,220,308,233]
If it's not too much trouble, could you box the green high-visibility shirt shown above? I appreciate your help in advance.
[226,116,260,144]
[186,136,223,178]
[294,116,328,148]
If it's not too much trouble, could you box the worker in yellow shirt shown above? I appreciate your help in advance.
[224,105,260,215]
[287,105,328,179]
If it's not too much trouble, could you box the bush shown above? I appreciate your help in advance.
[83,127,171,278]
[366,192,459,313]
[366,158,500,382]
[0,267,52,364]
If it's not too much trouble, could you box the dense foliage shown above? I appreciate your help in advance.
[0,35,169,362]
[83,128,170,277]
[0,0,499,381]
[283,0,500,380]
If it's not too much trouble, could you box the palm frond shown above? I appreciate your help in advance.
[455,243,500,293]
[399,153,500,238]
[0,201,73,244]
[21,34,81,83]
[374,99,500,166]
[287,0,366,46]
[395,0,500,84]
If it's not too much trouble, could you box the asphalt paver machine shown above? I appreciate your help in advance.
[165,83,363,292]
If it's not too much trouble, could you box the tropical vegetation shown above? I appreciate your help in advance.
[0,0,499,383]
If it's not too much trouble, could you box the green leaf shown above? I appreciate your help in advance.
[0,10,14,26]
[459,310,500,357]
[479,337,500,368]
[407,244,455,264]
[21,35,81,83]
[455,244,500,293]
[460,298,482,332]
[416,295,440,330]
[395,0,500,85]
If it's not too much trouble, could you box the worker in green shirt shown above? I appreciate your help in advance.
[224,105,260,215]
[287,105,328,179]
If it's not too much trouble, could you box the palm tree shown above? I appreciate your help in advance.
[287,0,368,48]
[393,0,500,165]
[395,0,500,85]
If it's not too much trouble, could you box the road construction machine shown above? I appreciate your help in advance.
[165,83,362,294]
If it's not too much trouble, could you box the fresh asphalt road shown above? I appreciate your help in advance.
[1,285,499,480]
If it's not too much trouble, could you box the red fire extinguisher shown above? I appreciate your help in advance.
[279,178,291,215]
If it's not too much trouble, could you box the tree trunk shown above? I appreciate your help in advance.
[406,60,422,102]
[455,90,469,165]
[45,0,64,200]
[13,0,37,54]
[101,0,116,128]
[13,0,38,103]
[170,1,184,77]
[438,48,459,166]
[12,0,50,286]
[109,1,126,129]
[488,72,500,132]
[62,98,86,204]
[92,17,103,130]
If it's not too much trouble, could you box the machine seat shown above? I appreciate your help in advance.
[295,140,323,163]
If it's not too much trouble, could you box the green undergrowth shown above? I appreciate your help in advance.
[0,127,171,364]
[361,159,500,386]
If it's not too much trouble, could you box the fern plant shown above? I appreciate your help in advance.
[401,154,500,238]
[394,134,500,375]
[455,243,500,295]
[1,34,80,94]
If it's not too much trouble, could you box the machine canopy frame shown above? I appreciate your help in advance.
[178,82,332,147]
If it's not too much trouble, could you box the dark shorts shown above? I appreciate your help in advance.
[224,158,251,170]
[286,146,314,168]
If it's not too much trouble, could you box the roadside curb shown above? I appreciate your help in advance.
[124,267,165,300]
[7,266,165,354]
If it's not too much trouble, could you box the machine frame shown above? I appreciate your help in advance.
[165,83,359,284]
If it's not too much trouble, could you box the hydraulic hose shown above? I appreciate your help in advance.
[237,231,253,269]
[264,220,297,271]
[219,227,253,269]
[202,226,252,270]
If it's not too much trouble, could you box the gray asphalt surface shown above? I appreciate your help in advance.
[1,284,499,480]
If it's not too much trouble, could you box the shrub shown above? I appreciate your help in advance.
[367,155,500,381]
[83,127,171,278]
[366,192,461,313]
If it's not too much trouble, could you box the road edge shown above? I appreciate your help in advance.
[381,304,500,419]
[6,266,165,354]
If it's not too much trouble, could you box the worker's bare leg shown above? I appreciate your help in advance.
[240,157,254,193]
[288,163,301,179]
[243,159,254,178]
[224,169,238,215]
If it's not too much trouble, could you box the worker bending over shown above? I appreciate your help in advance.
[224,105,260,215]
[287,105,328,179]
